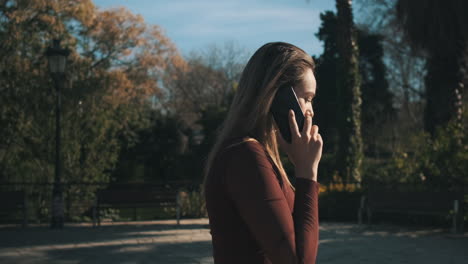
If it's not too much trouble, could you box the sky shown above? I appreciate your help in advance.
[92,0,351,58]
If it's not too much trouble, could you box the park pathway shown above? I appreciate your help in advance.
[0,218,467,263]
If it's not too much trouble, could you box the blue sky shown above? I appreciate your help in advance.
[93,0,346,58]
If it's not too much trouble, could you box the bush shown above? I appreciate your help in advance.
[374,116,468,191]
[318,182,364,222]
[178,186,207,218]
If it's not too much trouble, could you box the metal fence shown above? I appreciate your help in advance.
[0,180,201,225]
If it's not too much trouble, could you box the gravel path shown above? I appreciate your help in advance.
[0,219,466,263]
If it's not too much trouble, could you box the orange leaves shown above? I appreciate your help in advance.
[63,0,96,27]
[2,0,186,114]
[1,0,184,186]
[86,7,178,63]
[88,7,145,55]
[6,0,95,29]
[104,69,134,106]
[78,6,184,106]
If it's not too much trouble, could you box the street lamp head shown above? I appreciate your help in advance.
[46,39,70,74]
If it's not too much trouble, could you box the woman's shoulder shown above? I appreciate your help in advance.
[219,136,272,168]
[220,136,262,154]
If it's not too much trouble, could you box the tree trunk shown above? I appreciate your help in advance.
[335,0,364,184]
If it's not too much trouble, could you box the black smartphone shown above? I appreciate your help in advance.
[270,86,305,143]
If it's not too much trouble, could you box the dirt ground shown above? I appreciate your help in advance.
[0,219,467,264]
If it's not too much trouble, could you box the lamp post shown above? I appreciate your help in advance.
[46,39,70,229]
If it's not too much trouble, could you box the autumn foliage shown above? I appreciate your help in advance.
[0,0,186,220]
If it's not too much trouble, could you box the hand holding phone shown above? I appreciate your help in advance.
[270,85,323,181]
[270,86,305,143]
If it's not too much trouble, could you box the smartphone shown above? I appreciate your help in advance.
[270,86,305,143]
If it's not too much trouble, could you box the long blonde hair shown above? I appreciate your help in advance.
[202,42,315,193]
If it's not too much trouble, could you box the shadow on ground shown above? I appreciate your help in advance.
[0,219,213,264]
[0,221,209,248]
[0,220,467,264]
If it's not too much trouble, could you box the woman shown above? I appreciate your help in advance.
[203,42,322,264]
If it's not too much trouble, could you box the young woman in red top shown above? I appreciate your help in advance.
[203,42,323,264]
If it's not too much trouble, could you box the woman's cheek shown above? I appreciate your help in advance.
[299,99,307,114]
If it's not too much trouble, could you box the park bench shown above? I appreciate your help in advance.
[92,188,181,227]
[0,190,27,227]
[358,190,465,233]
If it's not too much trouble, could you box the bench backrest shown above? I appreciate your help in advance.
[97,189,178,205]
[0,191,26,209]
[367,191,463,212]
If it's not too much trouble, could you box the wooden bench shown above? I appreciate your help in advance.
[93,188,181,227]
[358,190,465,233]
[0,191,28,227]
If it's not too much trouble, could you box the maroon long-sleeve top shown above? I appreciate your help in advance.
[205,136,320,264]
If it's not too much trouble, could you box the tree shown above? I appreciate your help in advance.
[358,29,395,156]
[161,43,248,182]
[354,0,428,153]
[395,0,468,136]
[335,0,364,183]
[162,42,248,129]
[314,11,395,183]
[314,12,340,156]
[355,0,468,190]
[113,43,248,185]
[112,109,188,184]
[0,0,183,221]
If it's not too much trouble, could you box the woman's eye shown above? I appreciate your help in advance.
[306,97,313,103]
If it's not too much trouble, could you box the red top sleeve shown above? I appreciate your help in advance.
[224,141,319,264]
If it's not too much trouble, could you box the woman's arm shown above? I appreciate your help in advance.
[226,141,319,264]
[293,177,319,264]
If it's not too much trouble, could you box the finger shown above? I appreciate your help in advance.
[311,125,319,139]
[302,110,312,137]
[289,109,301,139]
[317,133,323,145]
